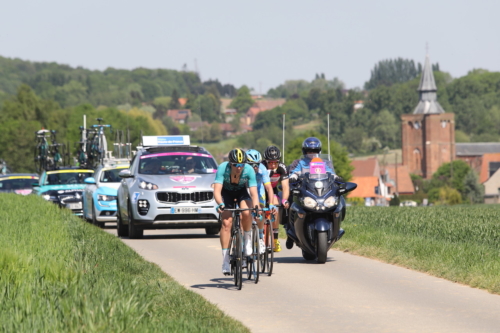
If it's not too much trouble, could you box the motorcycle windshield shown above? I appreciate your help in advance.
[301,155,332,181]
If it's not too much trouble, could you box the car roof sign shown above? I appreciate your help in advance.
[142,136,190,147]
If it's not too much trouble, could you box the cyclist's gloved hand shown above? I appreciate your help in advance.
[269,204,277,212]
[217,203,225,213]
[334,174,344,182]
[252,211,263,221]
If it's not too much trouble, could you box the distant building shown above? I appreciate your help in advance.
[401,54,455,179]
[245,99,286,125]
[166,109,192,124]
[351,158,389,206]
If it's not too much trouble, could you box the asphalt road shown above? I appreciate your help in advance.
[105,226,500,333]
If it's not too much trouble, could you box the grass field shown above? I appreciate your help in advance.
[334,205,500,294]
[0,194,249,333]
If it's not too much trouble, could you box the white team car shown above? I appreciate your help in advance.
[82,161,130,228]
[116,136,220,239]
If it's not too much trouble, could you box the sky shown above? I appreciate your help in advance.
[1,0,499,92]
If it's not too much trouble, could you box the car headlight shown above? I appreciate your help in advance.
[324,196,337,208]
[42,194,57,201]
[98,194,117,201]
[139,180,158,190]
[303,197,317,208]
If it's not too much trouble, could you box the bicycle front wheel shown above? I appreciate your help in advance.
[266,223,274,276]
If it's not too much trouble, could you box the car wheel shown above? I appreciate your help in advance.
[205,226,220,235]
[116,200,129,237]
[92,201,105,228]
[128,201,143,239]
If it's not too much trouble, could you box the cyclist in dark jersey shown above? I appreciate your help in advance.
[213,148,261,275]
[262,145,290,252]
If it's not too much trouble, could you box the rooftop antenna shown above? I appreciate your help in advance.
[282,113,286,163]
[194,58,200,81]
[327,113,331,160]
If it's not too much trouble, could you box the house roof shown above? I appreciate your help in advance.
[384,164,415,194]
[456,143,500,156]
[167,109,191,121]
[350,176,381,198]
[479,153,500,183]
[252,99,286,111]
[352,158,380,177]
[178,98,187,106]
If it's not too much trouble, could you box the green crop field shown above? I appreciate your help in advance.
[0,194,249,333]
[334,205,500,294]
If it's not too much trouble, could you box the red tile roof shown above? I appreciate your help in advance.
[384,164,415,194]
[167,109,191,122]
[352,158,380,177]
[479,153,500,183]
[350,176,381,198]
[178,98,187,106]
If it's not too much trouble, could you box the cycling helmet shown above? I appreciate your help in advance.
[228,148,246,164]
[245,149,262,165]
[302,137,322,155]
[264,145,281,161]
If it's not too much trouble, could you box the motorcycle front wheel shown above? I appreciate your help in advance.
[316,231,328,263]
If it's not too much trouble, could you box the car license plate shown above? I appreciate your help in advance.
[67,203,82,210]
[171,207,200,214]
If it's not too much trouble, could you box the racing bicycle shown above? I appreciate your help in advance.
[260,207,277,276]
[223,207,259,290]
[34,129,51,173]
[88,118,112,167]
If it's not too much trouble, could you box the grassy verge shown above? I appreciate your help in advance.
[333,206,500,294]
[0,194,249,333]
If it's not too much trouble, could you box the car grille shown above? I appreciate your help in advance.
[156,191,213,203]
[154,214,218,221]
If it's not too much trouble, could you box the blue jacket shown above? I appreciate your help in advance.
[290,157,335,176]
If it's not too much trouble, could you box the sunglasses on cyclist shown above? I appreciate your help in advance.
[267,160,279,164]
[231,163,245,167]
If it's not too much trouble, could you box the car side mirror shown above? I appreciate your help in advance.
[119,169,133,178]
[84,177,96,184]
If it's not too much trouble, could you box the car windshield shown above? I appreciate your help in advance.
[0,178,37,191]
[139,152,217,175]
[45,171,94,185]
[100,168,125,183]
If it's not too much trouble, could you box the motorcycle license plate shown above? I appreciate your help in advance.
[171,207,200,214]
[67,203,82,210]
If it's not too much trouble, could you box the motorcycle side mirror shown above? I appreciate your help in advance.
[343,182,357,193]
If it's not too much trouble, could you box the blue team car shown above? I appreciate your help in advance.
[82,162,130,228]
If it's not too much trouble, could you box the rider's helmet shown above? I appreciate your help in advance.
[302,137,322,155]
[228,148,247,164]
[264,145,281,161]
[245,149,262,166]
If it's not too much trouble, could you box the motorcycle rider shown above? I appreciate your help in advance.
[288,137,335,180]
[286,137,342,249]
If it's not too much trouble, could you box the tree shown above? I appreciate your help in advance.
[429,160,471,198]
[168,89,181,109]
[463,170,484,204]
[364,58,420,90]
[229,86,254,113]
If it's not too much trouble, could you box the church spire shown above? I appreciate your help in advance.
[413,54,444,114]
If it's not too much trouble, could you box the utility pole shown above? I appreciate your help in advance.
[395,152,399,196]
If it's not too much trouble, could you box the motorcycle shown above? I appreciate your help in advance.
[285,156,357,263]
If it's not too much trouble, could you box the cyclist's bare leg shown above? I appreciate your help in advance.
[272,194,280,229]
[239,199,252,232]
[220,210,233,249]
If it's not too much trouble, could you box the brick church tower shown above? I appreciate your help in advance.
[401,55,455,179]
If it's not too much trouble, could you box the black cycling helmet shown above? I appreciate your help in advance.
[302,137,322,155]
[228,148,247,164]
[264,145,281,161]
